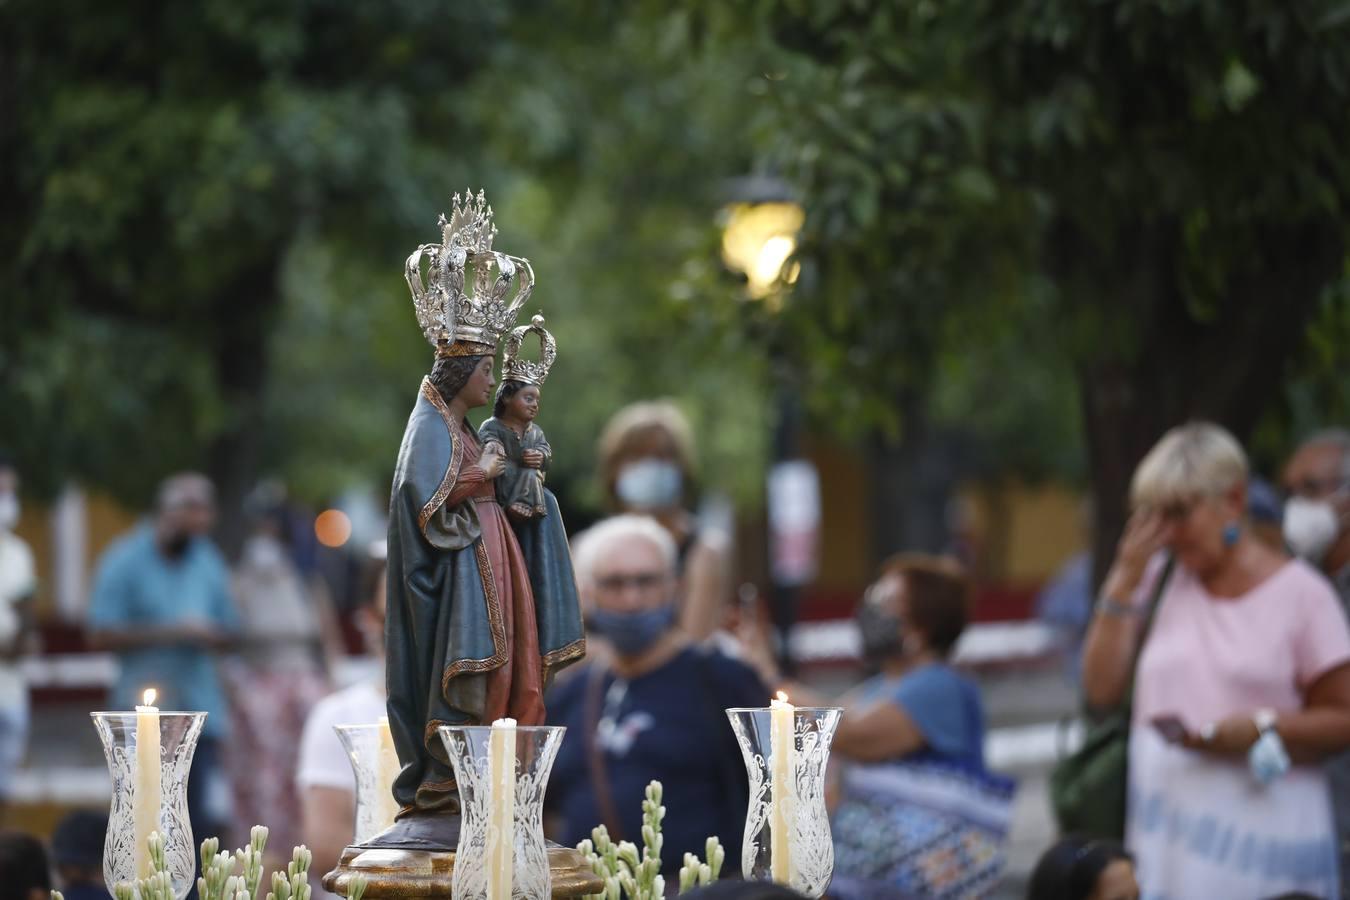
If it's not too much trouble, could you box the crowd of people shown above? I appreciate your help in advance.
[2,410,1350,900]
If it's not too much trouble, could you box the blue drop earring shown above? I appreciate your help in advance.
[1222,522,1241,547]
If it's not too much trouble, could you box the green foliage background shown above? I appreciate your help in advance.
[5,0,1350,560]
[1,1,774,519]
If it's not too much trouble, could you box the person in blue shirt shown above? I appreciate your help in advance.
[777,554,1011,899]
[778,553,985,766]
[545,515,769,879]
[87,473,239,844]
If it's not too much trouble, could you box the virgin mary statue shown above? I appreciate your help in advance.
[382,193,585,835]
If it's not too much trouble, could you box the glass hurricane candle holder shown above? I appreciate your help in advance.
[726,706,842,898]
[334,724,403,845]
[91,711,207,900]
[439,724,565,900]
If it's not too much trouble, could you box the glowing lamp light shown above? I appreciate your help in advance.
[315,509,352,548]
[720,202,805,299]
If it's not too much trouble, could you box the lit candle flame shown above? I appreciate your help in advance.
[776,691,789,703]
[142,688,157,707]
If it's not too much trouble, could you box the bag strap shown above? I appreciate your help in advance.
[1125,554,1176,698]
[583,663,627,842]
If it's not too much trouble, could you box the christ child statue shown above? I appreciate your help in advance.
[478,315,556,522]
[481,382,549,520]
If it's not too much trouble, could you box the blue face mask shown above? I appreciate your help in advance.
[588,604,677,657]
[615,459,683,510]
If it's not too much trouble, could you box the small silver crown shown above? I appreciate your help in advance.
[405,189,534,356]
[501,315,557,385]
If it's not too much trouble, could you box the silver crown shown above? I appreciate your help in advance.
[501,315,557,385]
[405,189,534,356]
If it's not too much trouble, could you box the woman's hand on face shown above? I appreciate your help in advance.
[1103,509,1168,599]
[1117,509,1168,574]
[521,449,544,469]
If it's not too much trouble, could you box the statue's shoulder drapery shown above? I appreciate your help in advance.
[386,378,511,812]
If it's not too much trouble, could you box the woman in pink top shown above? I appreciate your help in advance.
[1083,422,1350,899]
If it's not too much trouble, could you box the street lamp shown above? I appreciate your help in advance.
[720,201,805,302]
[718,180,816,675]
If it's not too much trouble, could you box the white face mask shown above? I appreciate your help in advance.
[1283,497,1342,563]
[243,535,286,571]
[0,494,18,532]
[615,459,683,511]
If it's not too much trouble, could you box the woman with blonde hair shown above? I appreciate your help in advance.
[597,400,728,641]
[1083,421,1350,898]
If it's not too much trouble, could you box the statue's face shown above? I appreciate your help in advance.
[457,356,496,409]
[506,384,541,422]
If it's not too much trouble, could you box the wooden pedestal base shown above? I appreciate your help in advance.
[322,843,603,898]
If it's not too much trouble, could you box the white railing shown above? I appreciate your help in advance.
[789,619,1060,667]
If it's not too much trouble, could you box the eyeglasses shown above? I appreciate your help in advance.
[594,572,669,593]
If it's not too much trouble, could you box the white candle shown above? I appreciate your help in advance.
[134,688,162,879]
[376,716,401,831]
[487,718,516,900]
[770,692,795,884]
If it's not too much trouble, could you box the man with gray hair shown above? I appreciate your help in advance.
[88,472,239,844]
[545,514,768,880]
[1283,429,1350,897]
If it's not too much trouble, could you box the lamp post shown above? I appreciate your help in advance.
[719,181,818,675]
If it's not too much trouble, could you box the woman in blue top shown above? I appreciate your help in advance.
[815,554,1013,899]
[828,554,985,766]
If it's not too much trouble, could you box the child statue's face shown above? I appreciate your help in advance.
[506,384,541,422]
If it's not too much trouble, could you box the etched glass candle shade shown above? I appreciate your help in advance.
[726,706,842,898]
[334,724,403,845]
[439,724,565,900]
[91,711,206,899]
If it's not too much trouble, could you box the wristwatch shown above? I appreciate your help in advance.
[1252,708,1279,737]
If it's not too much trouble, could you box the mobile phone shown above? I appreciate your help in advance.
[1151,715,1190,744]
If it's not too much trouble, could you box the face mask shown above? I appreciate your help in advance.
[162,532,192,559]
[244,536,285,571]
[0,494,17,532]
[588,604,677,657]
[615,460,682,510]
[1283,497,1341,563]
[855,603,904,662]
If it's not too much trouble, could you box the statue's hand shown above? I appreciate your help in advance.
[522,449,544,469]
[479,447,506,479]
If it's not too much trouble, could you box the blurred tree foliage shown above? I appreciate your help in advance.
[442,8,777,516]
[0,0,771,540]
[683,0,1350,573]
[1,1,504,521]
[8,0,1350,575]
[258,5,777,521]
